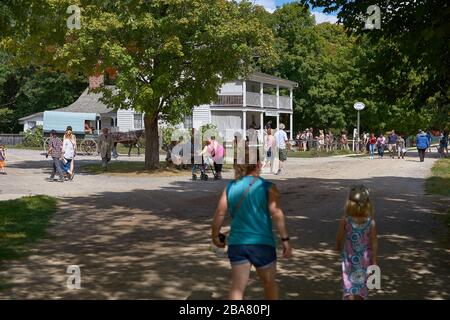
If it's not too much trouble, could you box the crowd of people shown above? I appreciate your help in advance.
[295,129,349,152]
[45,126,115,182]
[363,129,449,162]
[362,130,407,160]
[46,127,76,182]
[293,127,449,162]
[209,127,448,300]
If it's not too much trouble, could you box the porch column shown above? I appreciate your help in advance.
[243,80,247,107]
[276,113,280,130]
[290,88,293,110]
[276,85,280,109]
[260,82,264,108]
[97,119,101,133]
[260,112,264,142]
[243,110,247,139]
[290,113,293,140]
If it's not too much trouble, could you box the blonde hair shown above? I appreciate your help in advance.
[345,185,374,219]
[64,131,76,144]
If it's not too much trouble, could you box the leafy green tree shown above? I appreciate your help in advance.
[267,3,358,132]
[0,50,86,133]
[301,0,450,118]
[2,0,276,168]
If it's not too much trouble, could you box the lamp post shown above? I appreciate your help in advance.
[354,102,365,153]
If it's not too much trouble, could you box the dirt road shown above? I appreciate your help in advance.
[1,149,449,299]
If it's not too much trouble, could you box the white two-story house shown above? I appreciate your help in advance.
[20,72,297,139]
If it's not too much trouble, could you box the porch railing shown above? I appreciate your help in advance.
[263,94,277,108]
[213,95,243,105]
[245,92,261,107]
[279,96,291,109]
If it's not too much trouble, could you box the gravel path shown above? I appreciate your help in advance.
[0,149,449,299]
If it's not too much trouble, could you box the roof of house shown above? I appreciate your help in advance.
[56,86,115,114]
[19,86,116,122]
[18,112,44,123]
[19,72,298,122]
[247,72,298,88]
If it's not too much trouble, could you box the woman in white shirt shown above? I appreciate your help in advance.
[261,128,276,174]
[62,126,77,180]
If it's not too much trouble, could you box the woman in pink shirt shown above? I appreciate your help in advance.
[210,136,224,180]
[376,134,386,159]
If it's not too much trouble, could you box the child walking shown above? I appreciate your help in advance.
[0,145,6,175]
[336,185,378,300]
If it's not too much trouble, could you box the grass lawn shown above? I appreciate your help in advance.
[425,158,450,232]
[8,144,43,151]
[115,144,145,155]
[426,158,450,197]
[81,160,234,177]
[0,196,57,262]
[288,149,355,158]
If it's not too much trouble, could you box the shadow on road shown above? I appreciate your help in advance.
[0,172,449,300]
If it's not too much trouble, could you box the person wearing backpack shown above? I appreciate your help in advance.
[416,129,430,162]
[211,149,292,300]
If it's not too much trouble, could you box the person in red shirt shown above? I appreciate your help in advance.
[369,133,377,159]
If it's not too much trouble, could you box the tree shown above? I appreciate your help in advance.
[2,0,276,168]
[266,3,359,132]
[0,51,86,133]
[301,0,450,111]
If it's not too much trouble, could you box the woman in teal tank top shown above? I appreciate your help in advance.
[211,159,292,300]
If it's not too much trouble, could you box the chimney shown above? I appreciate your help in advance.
[89,74,104,89]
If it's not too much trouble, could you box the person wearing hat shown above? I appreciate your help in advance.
[98,127,114,171]
[274,123,289,175]
[62,126,77,180]
[416,129,430,162]
[336,185,378,300]
[46,129,65,182]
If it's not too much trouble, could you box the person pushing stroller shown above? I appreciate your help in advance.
[193,140,217,181]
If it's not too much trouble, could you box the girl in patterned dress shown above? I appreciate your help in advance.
[0,144,6,175]
[336,185,378,300]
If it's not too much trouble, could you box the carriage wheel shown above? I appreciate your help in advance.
[43,137,51,152]
[43,137,62,152]
[80,139,98,155]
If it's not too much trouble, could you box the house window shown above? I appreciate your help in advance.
[28,121,37,130]
[134,113,143,129]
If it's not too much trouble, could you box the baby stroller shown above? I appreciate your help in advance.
[192,155,217,181]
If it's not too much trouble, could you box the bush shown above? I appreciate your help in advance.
[22,125,43,148]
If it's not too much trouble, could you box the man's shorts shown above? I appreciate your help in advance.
[228,245,277,269]
[279,148,288,162]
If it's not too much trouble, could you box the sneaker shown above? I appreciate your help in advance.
[276,170,282,175]
[46,177,54,182]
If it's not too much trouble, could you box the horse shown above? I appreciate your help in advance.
[112,129,145,157]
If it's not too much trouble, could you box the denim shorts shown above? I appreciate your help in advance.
[227,245,277,269]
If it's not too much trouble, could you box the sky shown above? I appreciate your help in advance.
[254,0,338,24]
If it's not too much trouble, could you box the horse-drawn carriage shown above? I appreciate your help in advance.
[42,111,143,156]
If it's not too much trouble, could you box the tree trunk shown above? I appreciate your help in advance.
[144,113,160,169]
